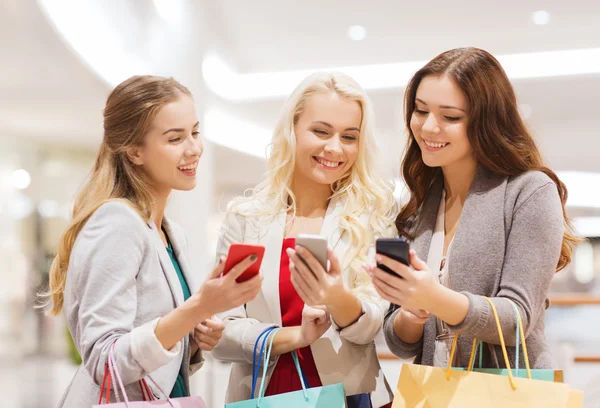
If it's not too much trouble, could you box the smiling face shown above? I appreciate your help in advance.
[410,75,475,170]
[127,93,203,196]
[292,92,362,187]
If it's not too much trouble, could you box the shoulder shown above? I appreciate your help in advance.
[506,170,560,212]
[81,200,151,244]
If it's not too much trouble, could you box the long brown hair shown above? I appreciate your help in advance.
[44,75,191,315]
[397,47,579,271]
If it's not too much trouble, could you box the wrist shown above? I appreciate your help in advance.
[293,326,309,349]
[188,293,213,323]
[324,286,352,310]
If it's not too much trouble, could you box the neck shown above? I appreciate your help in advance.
[152,188,171,231]
[442,156,478,202]
[290,174,331,217]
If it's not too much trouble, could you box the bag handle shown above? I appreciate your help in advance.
[251,327,278,399]
[446,297,530,390]
[98,341,176,406]
[467,299,532,380]
[255,328,311,407]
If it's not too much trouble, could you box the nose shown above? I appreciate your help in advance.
[185,134,203,158]
[324,135,343,156]
[421,113,439,134]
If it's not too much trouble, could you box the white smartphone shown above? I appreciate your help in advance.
[295,234,329,271]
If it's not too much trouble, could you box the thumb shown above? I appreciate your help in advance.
[409,249,427,271]
[327,249,341,276]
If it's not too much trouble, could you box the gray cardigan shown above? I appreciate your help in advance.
[384,168,564,369]
[58,201,203,407]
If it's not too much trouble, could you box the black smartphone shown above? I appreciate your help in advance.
[375,237,410,276]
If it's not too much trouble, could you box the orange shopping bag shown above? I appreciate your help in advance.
[392,297,583,408]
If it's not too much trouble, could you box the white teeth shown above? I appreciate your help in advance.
[316,157,341,168]
[424,140,448,148]
[178,162,198,171]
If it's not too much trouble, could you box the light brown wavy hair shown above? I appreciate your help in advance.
[396,47,579,271]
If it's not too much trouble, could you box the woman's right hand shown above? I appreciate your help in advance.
[196,255,263,317]
[398,307,431,325]
[298,304,331,348]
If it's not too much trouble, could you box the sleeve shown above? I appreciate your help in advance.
[331,224,394,345]
[209,208,276,364]
[70,202,181,387]
[446,182,564,346]
[383,305,424,358]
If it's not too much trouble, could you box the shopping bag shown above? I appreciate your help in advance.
[93,342,207,407]
[225,327,346,408]
[392,297,583,408]
[454,299,563,382]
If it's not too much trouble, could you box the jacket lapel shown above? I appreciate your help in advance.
[147,220,185,308]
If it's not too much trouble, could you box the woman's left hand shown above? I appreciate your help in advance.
[370,249,441,312]
[287,246,347,307]
[190,316,225,354]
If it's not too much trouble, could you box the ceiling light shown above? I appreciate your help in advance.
[532,10,550,25]
[11,169,31,190]
[202,48,600,101]
[347,25,367,41]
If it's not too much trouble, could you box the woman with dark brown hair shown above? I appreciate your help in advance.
[368,47,579,369]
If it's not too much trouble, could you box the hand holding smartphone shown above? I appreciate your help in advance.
[375,237,410,276]
[295,234,328,272]
[223,243,265,282]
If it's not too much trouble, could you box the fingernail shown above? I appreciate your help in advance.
[219,256,225,264]
[296,246,305,255]
[250,254,257,261]
[375,255,382,263]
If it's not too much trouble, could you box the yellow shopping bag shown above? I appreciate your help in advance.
[392,297,583,408]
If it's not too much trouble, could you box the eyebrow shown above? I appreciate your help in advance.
[415,98,466,112]
[162,121,200,135]
[312,121,360,132]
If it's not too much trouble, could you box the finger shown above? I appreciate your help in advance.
[375,254,414,280]
[235,270,263,290]
[208,257,226,280]
[372,274,405,304]
[327,248,342,277]
[225,255,258,281]
[203,318,225,331]
[291,272,319,305]
[295,246,327,281]
[373,267,410,292]
[409,249,428,272]
[291,255,321,294]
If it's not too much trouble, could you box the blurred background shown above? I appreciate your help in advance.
[1,0,599,407]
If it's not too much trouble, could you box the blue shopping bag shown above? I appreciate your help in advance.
[225,327,346,408]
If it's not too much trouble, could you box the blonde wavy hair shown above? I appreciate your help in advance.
[230,71,397,295]
[43,75,191,316]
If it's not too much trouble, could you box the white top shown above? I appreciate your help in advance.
[426,190,458,368]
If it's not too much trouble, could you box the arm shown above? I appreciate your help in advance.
[444,182,564,345]
[210,209,276,364]
[383,306,425,359]
[72,203,187,386]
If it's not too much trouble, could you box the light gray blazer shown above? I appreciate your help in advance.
[384,168,564,369]
[211,196,394,407]
[58,201,203,408]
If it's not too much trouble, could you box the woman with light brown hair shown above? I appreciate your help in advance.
[46,75,262,407]
[369,48,579,370]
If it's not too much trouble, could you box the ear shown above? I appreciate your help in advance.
[125,146,144,166]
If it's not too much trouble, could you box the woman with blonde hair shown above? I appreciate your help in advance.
[212,72,397,407]
[47,75,262,407]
